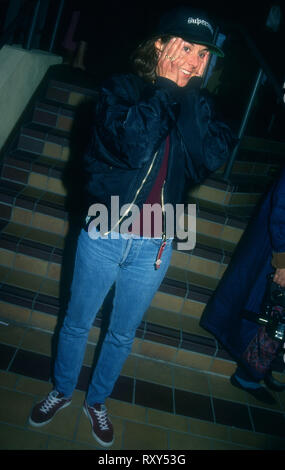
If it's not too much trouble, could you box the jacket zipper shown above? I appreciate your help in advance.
[161,180,167,241]
[154,180,167,269]
[104,150,159,235]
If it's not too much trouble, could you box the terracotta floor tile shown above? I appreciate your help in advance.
[110,375,134,403]
[0,265,12,282]
[0,323,27,347]
[0,343,16,369]
[169,430,212,450]
[0,301,31,325]
[123,421,168,450]
[189,418,230,441]
[145,307,181,330]
[174,367,210,395]
[39,278,60,297]
[139,340,177,363]
[209,374,248,403]
[28,310,57,332]
[229,427,269,450]
[5,270,43,292]
[213,397,252,430]
[0,370,18,389]
[175,389,213,421]
[246,390,281,411]
[135,380,173,413]
[250,406,285,438]
[108,399,146,423]
[47,436,94,450]
[135,357,173,387]
[175,349,213,371]
[0,248,15,268]
[147,408,189,433]
[20,329,53,357]
[10,349,51,382]
[268,435,285,450]
[14,253,48,277]
[0,423,48,450]
[15,376,53,397]
[211,439,250,450]
[0,389,35,426]
[121,355,137,378]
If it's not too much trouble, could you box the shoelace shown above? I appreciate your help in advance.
[93,406,110,431]
[40,392,62,414]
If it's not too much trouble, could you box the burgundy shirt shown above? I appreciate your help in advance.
[130,136,170,237]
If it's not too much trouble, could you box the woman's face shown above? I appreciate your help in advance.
[155,37,210,87]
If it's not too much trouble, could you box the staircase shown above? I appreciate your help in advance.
[1,64,285,450]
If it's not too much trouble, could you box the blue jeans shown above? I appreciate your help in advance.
[54,228,173,404]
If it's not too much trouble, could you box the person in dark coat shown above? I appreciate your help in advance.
[28,7,234,447]
[200,167,285,403]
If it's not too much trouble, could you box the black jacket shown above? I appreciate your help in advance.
[83,73,234,231]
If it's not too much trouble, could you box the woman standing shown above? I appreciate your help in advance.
[29,6,233,447]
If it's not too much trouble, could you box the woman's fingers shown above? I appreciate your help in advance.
[163,38,185,62]
[156,38,184,83]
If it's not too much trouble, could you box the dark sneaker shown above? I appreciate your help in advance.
[83,400,114,447]
[29,390,72,427]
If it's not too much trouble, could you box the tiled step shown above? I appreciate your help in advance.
[29,100,282,190]
[188,174,273,220]
[31,94,97,135]
[1,286,285,389]
[4,118,253,225]
[0,181,68,236]
[0,202,232,295]
[0,267,221,374]
[5,108,272,229]
[16,124,70,162]
[2,67,285,450]
[37,101,284,188]
[0,222,221,309]
[0,215,229,367]
[1,319,285,447]
[217,136,285,179]
[217,157,280,179]
[0,159,245,269]
[1,149,66,196]
[1,148,249,256]
[240,136,285,156]
[32,101,75,133]
[1,245,284,384]
[0,324,284,450]
[0,223,229,301]
[46,78,99,108]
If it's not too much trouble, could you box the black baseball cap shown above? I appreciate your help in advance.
[155,7,224,57]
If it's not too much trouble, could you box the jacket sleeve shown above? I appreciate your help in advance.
[270,169,285,268]
[89,74,181,169]
[176,85,236,183]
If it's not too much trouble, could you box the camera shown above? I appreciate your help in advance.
[258,273,285,342]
